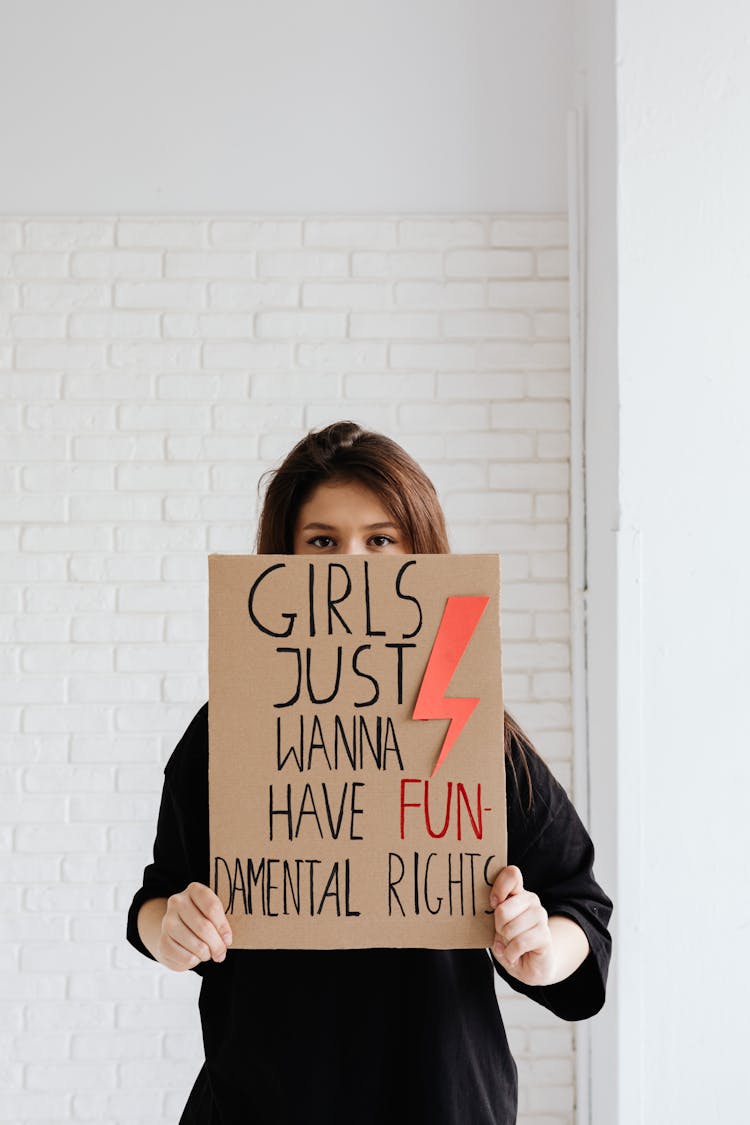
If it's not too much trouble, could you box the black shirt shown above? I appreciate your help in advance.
[126,703,612,1125]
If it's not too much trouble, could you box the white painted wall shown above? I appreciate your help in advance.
[571,4,620,1122]
[617,3,750,1120]
[0,215,580,1124]
[0,0,572,214]
[0,3,608,1121]
[578,1,750,1121]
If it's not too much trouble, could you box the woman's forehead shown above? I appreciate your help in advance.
[296,479,396,525]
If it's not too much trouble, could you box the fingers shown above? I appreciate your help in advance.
[493,898,548,964]
[494,918,550,966]
[490,866,550,969]
[158,931,202,973]
[489,864,524,908]
[495,893,547,945]
[160,882,233,971]
[168,915,217,964]
[185,882,233,947]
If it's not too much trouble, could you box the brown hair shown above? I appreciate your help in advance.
[255,420,535,799]
[255,419,449,555]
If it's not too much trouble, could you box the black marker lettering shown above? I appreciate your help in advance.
[295,783,325,838]
[363,560,386,636]
[276,715,303,771]
[316,864,342,916]
[213,856,232,913]
[384,642,416,704]
[395,560,422,638]
[344,857,360,916]
[268,783,294,841]
[274,648,302,708]
[308,563,316,637]
[305,646,342,705]
[447,852,464,915]
[483,855,497,914]
[352,644,379,707]
[348,781,365,840]
[247,563,296,637]
[387,852,406,916]
[327,563,353,635]
[423,852,442,915]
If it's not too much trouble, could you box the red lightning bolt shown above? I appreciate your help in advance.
[412,595,490,778]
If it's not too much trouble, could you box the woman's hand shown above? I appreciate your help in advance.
[489,866,589,987]
[150,882,233,972]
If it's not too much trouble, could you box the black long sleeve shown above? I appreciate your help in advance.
[494,731,612,1020]
[126,704,211,973]
[126,704,612,1125]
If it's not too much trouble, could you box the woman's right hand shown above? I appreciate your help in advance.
[157,882,233,971]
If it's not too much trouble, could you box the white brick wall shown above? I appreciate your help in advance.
[1,214,576,1125]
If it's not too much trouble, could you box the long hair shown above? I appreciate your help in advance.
[255,420,534,799]
[256,420,449,555]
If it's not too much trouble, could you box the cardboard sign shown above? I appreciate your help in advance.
[208,554,506,949]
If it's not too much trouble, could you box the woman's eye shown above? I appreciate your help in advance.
[308,535,335,549]
[369,535,394,548]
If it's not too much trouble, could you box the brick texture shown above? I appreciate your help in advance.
[1,214,577,1124]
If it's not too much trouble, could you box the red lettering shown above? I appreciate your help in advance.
[399,779,484,842]
[399,778,423,839]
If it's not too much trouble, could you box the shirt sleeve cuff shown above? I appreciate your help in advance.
[489,907,611,1021]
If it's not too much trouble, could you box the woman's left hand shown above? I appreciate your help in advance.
[490,865,554,986]
[489,865,589,987]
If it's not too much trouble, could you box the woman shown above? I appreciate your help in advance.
[127,420,612,1125]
